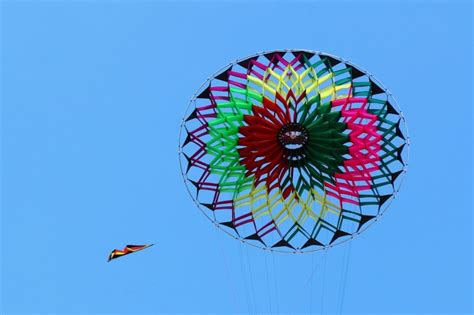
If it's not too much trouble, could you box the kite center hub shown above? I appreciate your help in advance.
[278,122,309,151]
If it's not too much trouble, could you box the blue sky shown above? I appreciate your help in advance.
[1,1,472,314]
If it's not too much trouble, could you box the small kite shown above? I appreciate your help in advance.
[107,244,154,262]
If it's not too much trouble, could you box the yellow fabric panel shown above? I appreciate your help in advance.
[233,182,342,229]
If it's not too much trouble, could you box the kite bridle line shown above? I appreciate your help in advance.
[178,49,410,253]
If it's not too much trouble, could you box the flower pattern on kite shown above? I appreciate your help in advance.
[179,50,409,252]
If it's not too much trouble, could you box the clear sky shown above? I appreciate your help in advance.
[1,1,472,314]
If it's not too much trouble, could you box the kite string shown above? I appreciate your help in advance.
[304,250,327,287]
[320,249,328,315]
[238,242,253,314]
[244,245,258,314]
[336,243,347,312]
[215,228,240,313]
[310,251,314,314]
[272,253,280,314]
[264,251,273,315]
[304,251,329,314]
[338,241,353,314]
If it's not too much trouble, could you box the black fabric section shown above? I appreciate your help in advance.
[386,101,398,115]
[396,143,406,162]
[349,66,365,78]
[197,86,210,99]
[370,80,385,95]
[215,67,230,81]
[396,120,405,139]
[237,58,253,69]
[185,109,197,121]
[272,239,295,249]
[330,230,350,244]
[301,238,324,249]
[391,170,403,184]
[357,215,376,231]
[379,194,392,207]
[202,203,214,211]
[221,221,235,229]
[320,54,341,68]
[245,233,265,244]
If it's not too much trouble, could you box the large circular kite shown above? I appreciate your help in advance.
[179,50,409,252]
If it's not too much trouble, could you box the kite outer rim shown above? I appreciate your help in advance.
[178,49,410,254]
